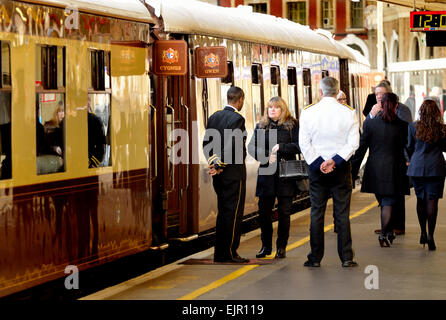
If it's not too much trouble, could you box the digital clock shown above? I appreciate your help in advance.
[410,11,446,31]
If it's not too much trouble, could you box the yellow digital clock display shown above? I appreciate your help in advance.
[410,11,446,31]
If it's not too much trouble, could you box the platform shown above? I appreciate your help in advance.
[81,188,446,301]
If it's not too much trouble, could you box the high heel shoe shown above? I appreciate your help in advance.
[256,246,272,258]
[427,235,436,251]
[378,234,390,247]
[420,233,427,248]
[387,232,395,245]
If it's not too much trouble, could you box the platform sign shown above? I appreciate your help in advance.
[153,40,188,76]
[410,11,446,31]
[195,46,228,78]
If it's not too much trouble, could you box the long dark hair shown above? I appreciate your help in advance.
[415,99,446,143]
[381,92,398,122]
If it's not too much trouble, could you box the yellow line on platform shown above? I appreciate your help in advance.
[178,200,379,300]
[178,265,259,300]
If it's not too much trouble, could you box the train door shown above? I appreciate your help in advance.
[163,75,189,238]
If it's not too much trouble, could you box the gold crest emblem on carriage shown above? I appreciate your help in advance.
[204,53,220,68]
[162,48,179,64]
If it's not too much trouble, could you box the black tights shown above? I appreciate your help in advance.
[381,205,393,234]
[416,197,438,237]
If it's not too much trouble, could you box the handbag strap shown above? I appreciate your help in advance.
[287,127,303,160]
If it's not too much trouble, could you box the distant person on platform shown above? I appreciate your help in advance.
[203,86,249,263]
[405,85,416,119]
[428,86,442,112]
[363,80,391,117]
[337,90,347,105]
[299,77,359,268]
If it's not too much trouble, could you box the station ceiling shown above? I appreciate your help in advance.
[379,0,446,11]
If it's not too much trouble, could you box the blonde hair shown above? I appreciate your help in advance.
[259,96,293,127]
[48,102,64,127]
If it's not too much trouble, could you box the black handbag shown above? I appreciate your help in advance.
[278,154,308,179]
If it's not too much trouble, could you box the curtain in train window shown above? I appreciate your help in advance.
[302,68,312,106]
[287,67,298,118]
[0,41,11,180]
[251,64,264,123]
[221,61,234,107]
[36,45,66,175]
[88,50,111,168]
[270,65,281,97]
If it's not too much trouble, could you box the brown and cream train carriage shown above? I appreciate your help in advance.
[0,0,370,297]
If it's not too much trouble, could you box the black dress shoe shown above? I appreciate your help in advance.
[342,260,358,267]
[232,254,249,263]
[374,229,382,234]
[256,247,272,258]
[275,248,286,259]
[303,260,320,267]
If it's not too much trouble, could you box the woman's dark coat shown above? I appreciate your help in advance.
[406,122,446,177]
[352,114,410,195]
[248,117,300,197]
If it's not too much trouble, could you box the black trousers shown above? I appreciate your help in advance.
[258,196,293,250]
[212,175,246,260]
[307,163,354,263]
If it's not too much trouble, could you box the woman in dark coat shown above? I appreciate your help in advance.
[248,96,300,259]
[406,99,446,251]
[352,93,409,247]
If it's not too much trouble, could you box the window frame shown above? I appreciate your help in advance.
[320,0,334,30]
[88,49,112,168]
[0,41,12,180]
[251,63,265,123]
[287,1,307,25]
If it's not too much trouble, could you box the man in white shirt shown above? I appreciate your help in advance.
[299,77,359,268]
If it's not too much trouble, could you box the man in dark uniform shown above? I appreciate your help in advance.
[203,86,249,263]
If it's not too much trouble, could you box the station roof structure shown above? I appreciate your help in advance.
[21,0,156,23]
[145,0,369,65]
[379,0,446,11]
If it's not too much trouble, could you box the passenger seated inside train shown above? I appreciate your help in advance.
[36,97,65,175]
[87,95,107,168]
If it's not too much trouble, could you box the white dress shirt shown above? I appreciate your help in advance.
[299,97,359,171]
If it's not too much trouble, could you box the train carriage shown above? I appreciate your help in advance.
[0,0,371,297]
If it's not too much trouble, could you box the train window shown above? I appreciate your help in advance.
[271,65,281,97]
[221,61,234,85]
[1,42,11,87]
[322,70,329,78]
[287,67,298,118]
[221,61,234,107]
[88,50,111,168]
[302,68,312,106]
[251,64,264,123]
[36,45,66,175]
[0,41,11,180]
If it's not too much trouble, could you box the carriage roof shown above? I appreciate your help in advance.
[21,0,155,24]
[145,0,369,66]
